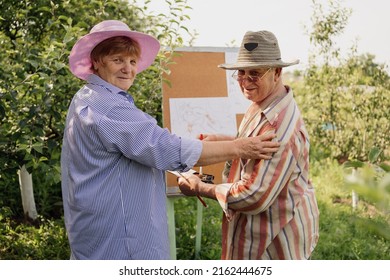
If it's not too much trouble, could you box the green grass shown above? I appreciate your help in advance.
[174,159,389,260]
[1,159,389,259]
[309,159,390,259]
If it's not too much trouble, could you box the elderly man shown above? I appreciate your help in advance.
[178,30,320,260]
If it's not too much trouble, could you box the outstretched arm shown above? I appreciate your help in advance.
[195,133,280,166]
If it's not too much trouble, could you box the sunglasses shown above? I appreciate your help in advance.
[231,68,272,83]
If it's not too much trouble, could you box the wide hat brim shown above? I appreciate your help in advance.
[218,59,299,70]
[69,29,160,80]
[218,30,299,70]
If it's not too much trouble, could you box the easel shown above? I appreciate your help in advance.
[162,47,246,259]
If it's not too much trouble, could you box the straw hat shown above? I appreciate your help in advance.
[219,31,299,70]
[69,20,160,80]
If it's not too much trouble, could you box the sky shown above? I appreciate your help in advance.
[140,0,390,72]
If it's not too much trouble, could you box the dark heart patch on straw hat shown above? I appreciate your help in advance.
[244,43,258,51]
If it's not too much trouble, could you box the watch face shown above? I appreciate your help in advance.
[194,173,215,184]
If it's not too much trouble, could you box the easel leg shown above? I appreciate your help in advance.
[195,199,203,259]
[167,197,176,260]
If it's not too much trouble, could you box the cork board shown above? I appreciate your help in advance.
[162,47,249,196]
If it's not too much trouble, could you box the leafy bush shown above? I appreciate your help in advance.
[0,207,69,260]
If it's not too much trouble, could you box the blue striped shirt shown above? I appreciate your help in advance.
[61,74,202,259]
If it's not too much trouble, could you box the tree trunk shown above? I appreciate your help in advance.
[18,165,38,220]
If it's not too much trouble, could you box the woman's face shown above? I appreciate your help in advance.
[94,53,138,91]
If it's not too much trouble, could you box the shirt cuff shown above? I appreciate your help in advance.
[215,183,235,221]
[179,137,202,172]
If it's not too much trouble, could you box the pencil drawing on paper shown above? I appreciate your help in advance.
[169,97,237,138]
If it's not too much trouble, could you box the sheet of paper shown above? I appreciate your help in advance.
[166,169,197,178]
[169,97,237,138]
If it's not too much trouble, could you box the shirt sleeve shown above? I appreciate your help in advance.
[97,101,202,171]
[215,119,302,216]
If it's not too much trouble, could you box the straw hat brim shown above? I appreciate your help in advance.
[69,30,160,80]
[218,59,299,70]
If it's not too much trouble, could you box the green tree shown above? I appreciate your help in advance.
[299,0,390,162]
[0,0,194,218]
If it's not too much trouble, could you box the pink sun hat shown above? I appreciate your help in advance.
[69,20,160,80]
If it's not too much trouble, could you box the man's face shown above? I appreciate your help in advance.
[235,68,276,103]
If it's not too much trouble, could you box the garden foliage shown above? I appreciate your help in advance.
[297,0,389,162]
[0,0,389,259]
[0,0,194,217]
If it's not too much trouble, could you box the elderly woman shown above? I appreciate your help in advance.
[61,20,279,260]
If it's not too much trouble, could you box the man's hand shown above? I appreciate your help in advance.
[177,174,201,196]
[178,173,216,200]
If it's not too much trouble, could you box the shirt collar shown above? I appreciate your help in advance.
[86,74,134,103]
[262,86,294,126]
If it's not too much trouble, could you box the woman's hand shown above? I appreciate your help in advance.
[236,133,280,160]
[197,133,235,141]
[196,132,280,166]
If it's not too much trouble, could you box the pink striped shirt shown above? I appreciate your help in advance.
[216,88,319,259]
